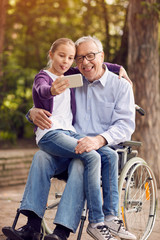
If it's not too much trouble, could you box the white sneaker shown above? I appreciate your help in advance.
[87,224,116,240]
[105,217,136,240]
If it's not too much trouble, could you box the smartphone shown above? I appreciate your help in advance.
[61,74,83,88]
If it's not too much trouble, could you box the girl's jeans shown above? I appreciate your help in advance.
[38,129,103,224]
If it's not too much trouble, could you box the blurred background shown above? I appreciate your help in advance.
[0,0,160,186]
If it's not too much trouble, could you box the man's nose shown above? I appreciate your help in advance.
[82,57,89,64]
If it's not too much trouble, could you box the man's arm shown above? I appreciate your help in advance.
[100,83,135,146]
[27,106,108,150]
[75,81,135,154]
[27,108,52,130]
[75,135,107,154]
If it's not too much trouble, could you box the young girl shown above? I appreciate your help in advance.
[33,38,118,240]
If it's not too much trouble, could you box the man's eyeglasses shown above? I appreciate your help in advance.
[75,52,101,63]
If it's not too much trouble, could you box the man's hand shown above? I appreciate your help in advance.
[30,108,52,129]
[50,76,69,95]
[75,135,107,154]
[119,67,133,86]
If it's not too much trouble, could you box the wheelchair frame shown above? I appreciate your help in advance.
[40,140,157,240]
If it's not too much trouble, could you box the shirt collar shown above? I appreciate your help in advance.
[98,64,109,87]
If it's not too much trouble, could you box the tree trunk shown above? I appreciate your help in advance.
[128,0,160,187]
[0,0,7,78]
[99,0,110,59]
[113,4,129,69]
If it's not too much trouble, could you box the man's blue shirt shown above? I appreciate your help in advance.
[74,66,135,146]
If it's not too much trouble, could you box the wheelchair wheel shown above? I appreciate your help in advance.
[118,157,157,240]
[41,178,66,237]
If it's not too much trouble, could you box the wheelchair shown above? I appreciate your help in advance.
[41,105,157,240]
[8,106,157,240]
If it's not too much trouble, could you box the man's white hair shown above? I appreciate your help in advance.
[75,36,103,52]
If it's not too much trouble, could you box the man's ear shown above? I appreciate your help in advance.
[101,51,104,62]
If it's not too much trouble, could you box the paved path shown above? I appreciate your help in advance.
[0,148,159,239]
[0,183,159,240]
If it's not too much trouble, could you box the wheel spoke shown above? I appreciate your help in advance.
[118,157,157,240]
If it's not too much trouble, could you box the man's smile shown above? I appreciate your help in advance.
[82,65,94,72]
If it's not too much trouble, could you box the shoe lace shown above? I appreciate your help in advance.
[114,219,126,232]
[97,225,113,239]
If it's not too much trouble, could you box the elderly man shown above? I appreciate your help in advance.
[2,36,135,240]
[44,36,135,240]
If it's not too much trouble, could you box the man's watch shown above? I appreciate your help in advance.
[28,110,32,121]
[26,109,33,123]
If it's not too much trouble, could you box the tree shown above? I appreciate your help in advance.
[97,0,110,59]
[113,4,129,69]
[0,0,7,77]
[128,0,160,186]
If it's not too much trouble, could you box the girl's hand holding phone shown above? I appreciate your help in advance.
[50,76,69,95]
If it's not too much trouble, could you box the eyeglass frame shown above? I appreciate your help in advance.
[75,52,102,63]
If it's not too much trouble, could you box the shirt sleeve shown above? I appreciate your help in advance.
[26,109,33,123]
[100,81,135,146]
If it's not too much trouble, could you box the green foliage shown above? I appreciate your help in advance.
[1,0,159,143]
[141,1,160,15]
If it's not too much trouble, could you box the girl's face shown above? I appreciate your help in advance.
[49,43,76,76]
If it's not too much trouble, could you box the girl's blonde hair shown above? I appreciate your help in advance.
[47,38,75,68]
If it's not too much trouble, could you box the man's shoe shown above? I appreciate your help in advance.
[2,225,42,240]
[44,225,69,240]
[87,224,116,240]
[105,217,136,240]
[44,233,67,240]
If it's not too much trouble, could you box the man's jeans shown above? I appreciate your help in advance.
[20,147,118,232]
[38,130,104,224]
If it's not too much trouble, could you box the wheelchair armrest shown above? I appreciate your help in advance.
[119,141,142,147]
[135,104,145,116]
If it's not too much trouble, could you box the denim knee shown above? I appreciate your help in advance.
[68,159,84,176]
